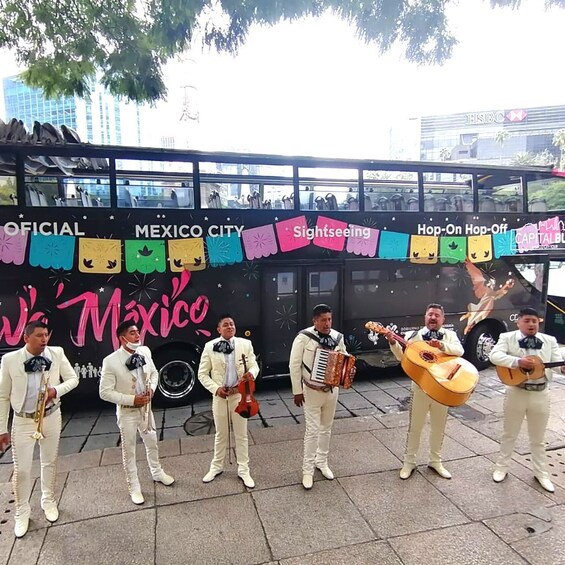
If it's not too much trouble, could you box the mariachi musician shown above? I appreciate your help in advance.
[0,321,79,538]
[385,303,463,481]
[490,307,564,493]
[198,314,259,489]
[290,304,349,490]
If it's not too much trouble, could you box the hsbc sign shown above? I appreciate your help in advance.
[465,109,527,125]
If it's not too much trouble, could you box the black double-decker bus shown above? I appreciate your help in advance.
[1,141,564,406]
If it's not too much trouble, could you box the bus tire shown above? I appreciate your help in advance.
[465,323,501,371]
[153,346,202,407]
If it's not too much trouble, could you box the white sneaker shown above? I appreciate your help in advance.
[493,470,507,483]
[43,504,59,523]
[302,474,313,489]
[428,463,452,479]
[238,473,255,489]
[399,465,415,480]
[202,469,223,483]
[130,491,145,505]
[535,476,555,493]
[14,516,29,538]
[154,472,175,486]
[316,465,335,480]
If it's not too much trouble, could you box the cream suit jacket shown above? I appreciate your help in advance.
[489,330,562,382]
[99,346,158,407]
[390,327,464,362]
[198,337,259,396]
[0,345,79,434]
[289,327,348,395]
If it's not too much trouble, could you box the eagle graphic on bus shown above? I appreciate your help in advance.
[460,260,514,335]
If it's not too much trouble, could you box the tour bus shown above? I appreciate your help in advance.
[1,139,565,406]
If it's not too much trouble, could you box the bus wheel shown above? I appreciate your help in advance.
[154,347,200,407]
[465,324,501,370]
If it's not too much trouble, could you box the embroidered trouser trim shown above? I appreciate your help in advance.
[302,386,339,475]
[209,393,250,475]
[404,384,449,467]
[11,409,62,519]
[117,406,162,493]
[495,387,550,479]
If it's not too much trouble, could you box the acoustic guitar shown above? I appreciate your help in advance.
[495,356,565,386]
[365,321,479,407]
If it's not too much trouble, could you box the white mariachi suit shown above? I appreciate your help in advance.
[0,346,78,520]
[490,330,561,480]
[390,328,464,467]
[99,345,164,494]
[198,336,259,476]
[289,327,347,476]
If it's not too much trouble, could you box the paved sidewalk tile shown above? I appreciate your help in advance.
[253,481,375,560]
[389,522,528,565]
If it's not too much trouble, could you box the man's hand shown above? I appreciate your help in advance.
[0,433,11,453]
[133,392,151,407]
[428,338,443,350]
[241,372,253,382]
[46,387,57,401]
[518,357,536,370]
[293,393,304,407]
[215,387,229,399]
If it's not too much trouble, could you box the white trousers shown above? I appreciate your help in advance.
[11,408,62,519]
[495,387,550,479]
[404,384,449,467]
[302,386,339,475]
[117,406,163,493]
[209,393,250,475]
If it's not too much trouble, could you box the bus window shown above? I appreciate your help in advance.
[299,167,358,211]
[527,175,565,212]
[363,170,418,212]
[117,178,193,209]
[0,175,17,206]
[422,172,472,212]
[477,172,523,213]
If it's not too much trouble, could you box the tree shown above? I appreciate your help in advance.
[0,0,563,103]
[494,129,509,164]
[510,150,555,167]
[553,129,565,170]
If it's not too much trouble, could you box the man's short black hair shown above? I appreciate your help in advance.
[116,320,138,339]
[518,307,540,318]
[426,303,444,313]
[24,320,48,337]
[312,304,332,317]
[217,313,235,325]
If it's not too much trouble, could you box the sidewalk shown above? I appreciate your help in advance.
[1,367,565,564]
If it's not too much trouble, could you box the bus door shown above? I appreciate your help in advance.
[261,266,341,371]
[545,258,565,343]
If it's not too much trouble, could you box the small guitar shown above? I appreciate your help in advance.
[496,356,565,386]
[365,321,479,407]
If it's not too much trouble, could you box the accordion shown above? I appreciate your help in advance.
[310,349,356,389]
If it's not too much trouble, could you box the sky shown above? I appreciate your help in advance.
[2,0,565,158]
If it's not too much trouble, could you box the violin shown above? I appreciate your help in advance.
[235,354,260,419]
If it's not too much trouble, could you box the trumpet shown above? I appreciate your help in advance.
[141,373,155,434]
[32,371,50,440]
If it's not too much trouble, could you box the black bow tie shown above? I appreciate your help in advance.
[317,333,338,349]
[213,340,234,354]
[422,330,444,342]
[126,353,146,371]
[518,336,543,350]
[24,355,52,373]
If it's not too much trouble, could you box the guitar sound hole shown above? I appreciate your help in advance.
[420,351,437,363]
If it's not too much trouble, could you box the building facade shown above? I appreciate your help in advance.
[420,105,565,165]
[2,75,143,146]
